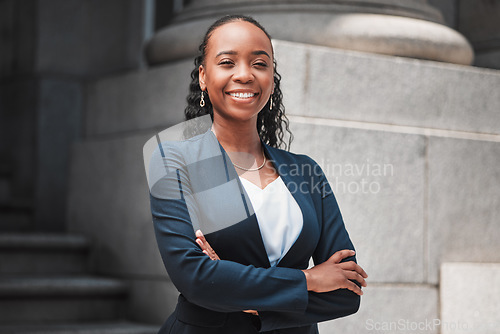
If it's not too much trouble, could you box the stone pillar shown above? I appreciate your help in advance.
[458,0,500,70]
[146,0,474,65]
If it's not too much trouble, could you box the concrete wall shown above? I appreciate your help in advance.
[67,40,500,331]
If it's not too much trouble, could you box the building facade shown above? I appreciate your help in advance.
[1,0,499,332]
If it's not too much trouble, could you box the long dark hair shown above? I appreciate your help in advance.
[184,14,293,150]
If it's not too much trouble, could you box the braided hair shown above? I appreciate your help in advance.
[184,14,293,150]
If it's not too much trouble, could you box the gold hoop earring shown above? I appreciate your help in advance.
[269,95,273,110]
[200,91,205,107]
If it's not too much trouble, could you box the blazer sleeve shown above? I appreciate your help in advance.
[256,158,361,332]
[148,144,309,314]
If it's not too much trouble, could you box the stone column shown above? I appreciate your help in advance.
[458,0,500,70]
[146,0,473,65]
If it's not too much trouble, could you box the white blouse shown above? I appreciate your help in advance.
[239,176,303,267]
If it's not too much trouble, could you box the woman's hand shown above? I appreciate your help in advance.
[302,249,368,295]
[195,230,220,260]
[195,230,258,315]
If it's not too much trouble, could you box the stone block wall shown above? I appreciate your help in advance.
[441,263,500,334]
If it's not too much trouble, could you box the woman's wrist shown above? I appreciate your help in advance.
[301,269,313,291]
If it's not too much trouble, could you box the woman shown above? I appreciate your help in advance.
[146,14,367,334]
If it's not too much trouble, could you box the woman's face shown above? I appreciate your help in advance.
[199,21,274,124]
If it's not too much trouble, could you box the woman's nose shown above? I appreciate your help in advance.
[233,64,254,83]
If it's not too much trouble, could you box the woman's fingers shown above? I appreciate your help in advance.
[195,230,220,260]
[195,230,206,243]
[339,261,368,279]
[303,250,369,294]
[346,279,364,296]
[197,238,217,260]
[344,270,367,287]
[328,250,368,280]
[328,249,356,264]
[204,241,219,260]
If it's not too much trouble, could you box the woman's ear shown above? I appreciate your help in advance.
[199,65,206,91]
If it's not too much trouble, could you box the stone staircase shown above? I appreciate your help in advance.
[0,162,33,232]
[0,233,158,333]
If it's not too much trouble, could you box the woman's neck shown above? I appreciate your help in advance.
[211,118,262,154]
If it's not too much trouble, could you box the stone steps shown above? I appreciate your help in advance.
[0,321,158,334]
[0,162,12,204]
[0,233,159,332]
[0,276,129,323]
[0,161,34,231]
[0,200,34,232]
[0,233,89,275]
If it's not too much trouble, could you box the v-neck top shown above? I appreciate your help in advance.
[239,176,303,267]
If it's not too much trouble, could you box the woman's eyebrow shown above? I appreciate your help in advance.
[216,50,237,57]
[252,50,271,58]
[215,50,271,58]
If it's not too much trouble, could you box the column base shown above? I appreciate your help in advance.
[146,12,473,65]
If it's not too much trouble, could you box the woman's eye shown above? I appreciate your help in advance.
[254,62,268,67]
[219,60,234,66]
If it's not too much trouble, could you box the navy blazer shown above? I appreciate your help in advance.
[146,129,360,334]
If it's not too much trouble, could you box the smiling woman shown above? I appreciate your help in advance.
[198,20,274,118]
[185,15,290,152]
[147,14,367,334]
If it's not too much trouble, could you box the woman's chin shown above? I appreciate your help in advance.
[214,106,263,123]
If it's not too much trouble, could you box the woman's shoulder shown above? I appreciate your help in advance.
[155,129,214,156]
[266,144,321,167]
[265,145,326,179]
[146,129,215,177]
[149,115,215,158]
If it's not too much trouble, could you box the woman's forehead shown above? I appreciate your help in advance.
[206,21,273,57]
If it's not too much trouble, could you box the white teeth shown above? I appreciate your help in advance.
[229,92,255,99]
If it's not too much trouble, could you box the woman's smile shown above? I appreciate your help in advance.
[227,92,257,99]
[226,90,259,103]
